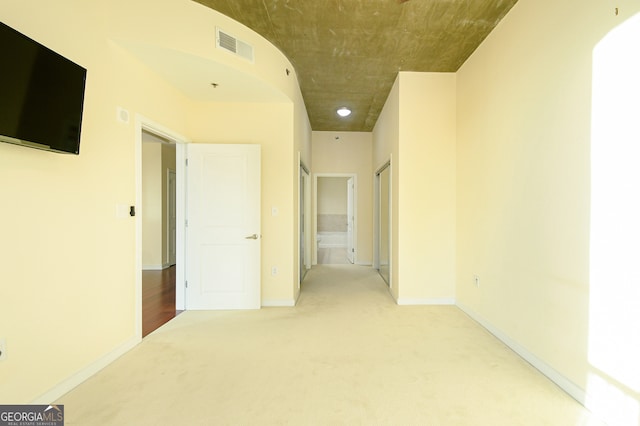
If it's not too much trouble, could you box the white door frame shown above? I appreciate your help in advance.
[313,173,357,265]
[135,115,188,340]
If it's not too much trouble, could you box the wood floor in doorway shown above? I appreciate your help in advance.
[142,266,181,337]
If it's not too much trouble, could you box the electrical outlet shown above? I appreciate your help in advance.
[0,338,7,361]
[271,266,278,276]
[473,275,480,288]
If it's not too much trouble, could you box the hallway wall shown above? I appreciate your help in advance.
[142,141,163,268]
[373,73,457,303]
[0,0,310,403]
[456,0,640,420]
[317,177,348,233]
[312,131,373,265]
[397,72,457,303]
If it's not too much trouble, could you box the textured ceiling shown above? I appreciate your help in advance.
[193,0,518,132]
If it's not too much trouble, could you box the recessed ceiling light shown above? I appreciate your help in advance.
[337,107,351,117]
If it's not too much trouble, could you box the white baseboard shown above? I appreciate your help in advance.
[32,336,140,404]
[355,261,372,266]
[456,302,587,405]
[261,299,296,307]
[142,264,168,271]
[397,297,456,306]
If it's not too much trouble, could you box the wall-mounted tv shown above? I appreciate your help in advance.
[0,22,87,155]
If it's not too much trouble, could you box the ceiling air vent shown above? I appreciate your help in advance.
[216,28,254,63]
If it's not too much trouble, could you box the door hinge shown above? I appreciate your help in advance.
[352,248,355,252]
[185,158,189,166]
[185,281,188,288]
[185,219,188,227]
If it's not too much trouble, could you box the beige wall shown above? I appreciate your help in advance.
[373,73,457,302]
[186,101,297,304]
[372,79,400,298]
[317,177,348,215]
[0,0,310,403]
[317,177,348,234]
[456,0,640,420]
[293,81,312,300]
[312,131,373,265]
[142,141,163,267]
[0,7,190,402]
[397,72,457,303]
[372,78,399,172]
[141,138,175,269]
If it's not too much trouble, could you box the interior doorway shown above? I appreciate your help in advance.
[141,130,178,336]
[314,173,357,265]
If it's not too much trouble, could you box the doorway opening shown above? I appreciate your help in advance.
[136,117,187,339]
[141,130,178,336]
[314,174,356,265]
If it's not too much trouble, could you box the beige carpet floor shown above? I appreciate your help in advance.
[58,265,603,425]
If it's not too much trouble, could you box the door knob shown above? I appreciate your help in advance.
[245,234,259,240]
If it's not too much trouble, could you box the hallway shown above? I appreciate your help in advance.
[59,265,601,425]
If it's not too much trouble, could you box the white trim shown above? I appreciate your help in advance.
[166,169,177,266]
[456,302,587,405]
[356,261,372,266]
[31,336,139,404]
[397,298,456,306]
[262,299,296,307]
[175,144,186,310]
[142,264,171,271]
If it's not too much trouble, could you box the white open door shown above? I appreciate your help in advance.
[346,177,355,264]
[186,144,261,310]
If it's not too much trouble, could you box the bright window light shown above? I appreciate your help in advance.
[588,11,640,426]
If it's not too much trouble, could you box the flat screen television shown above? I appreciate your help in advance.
[0,22,87,155]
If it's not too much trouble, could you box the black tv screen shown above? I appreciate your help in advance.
[0,22,86,154]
